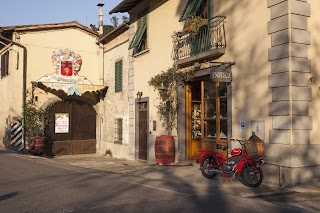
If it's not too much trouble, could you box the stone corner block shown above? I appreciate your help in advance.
[292,116,312,130]
[268,73,290,88]
[292,130,310,144]
[269,130,290,144]
[269,101,290,116]
[272,116,290,129]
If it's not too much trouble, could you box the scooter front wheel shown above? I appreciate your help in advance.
[240,164,263,187]
[200,156,218,179]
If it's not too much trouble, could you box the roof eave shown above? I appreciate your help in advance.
[99,22,129,44]
[0,21,98,37]
[109,0,142,14]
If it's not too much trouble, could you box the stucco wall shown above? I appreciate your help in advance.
[132,0,184,138]
[309,0,320,145]
[214,1,272,142]
[0,45,22,147]
[0,27,99,148]
[128,0,186,162]
[21,29,99,87]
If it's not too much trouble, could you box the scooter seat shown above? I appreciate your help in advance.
[216,144,228,150]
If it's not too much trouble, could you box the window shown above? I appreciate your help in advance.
[0,51,9,78]
[129,9,148,54]
[115,60,122,93]
[114,118,123,144]
[179,0,209,22]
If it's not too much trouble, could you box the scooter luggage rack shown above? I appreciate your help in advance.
[245,139,265,157]
[230,138,265,157]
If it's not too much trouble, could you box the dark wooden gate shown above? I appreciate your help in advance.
[138,102,148,160]
[46,100,96,155]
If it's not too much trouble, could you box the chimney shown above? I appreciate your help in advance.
[97,3,104,36]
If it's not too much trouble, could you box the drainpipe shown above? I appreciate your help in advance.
[97,3,104,85]
[97,3,105,152]
[0,34,27,151]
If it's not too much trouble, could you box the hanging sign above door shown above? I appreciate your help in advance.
[210,65,232,82]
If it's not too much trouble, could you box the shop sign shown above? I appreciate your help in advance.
[55,113,69,133]
[210,66,232,82]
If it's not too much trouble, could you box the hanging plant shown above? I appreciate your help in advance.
[148,65,196,135]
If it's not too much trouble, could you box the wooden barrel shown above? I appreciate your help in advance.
[155,135,175,165]
[26,137,36,152]
[31,137,47,154]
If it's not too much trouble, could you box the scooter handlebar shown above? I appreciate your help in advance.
[230,138,247,145]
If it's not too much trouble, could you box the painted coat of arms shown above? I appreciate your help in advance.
[37,49,96,96]
[52,49,82,77]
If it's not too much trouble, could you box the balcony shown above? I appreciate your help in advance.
[172,16,226,67]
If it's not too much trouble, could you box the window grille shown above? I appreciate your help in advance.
[114,118,123,144]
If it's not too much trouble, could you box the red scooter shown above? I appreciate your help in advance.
[197,139,264,187]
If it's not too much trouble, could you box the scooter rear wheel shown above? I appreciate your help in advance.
[240,164,263,187]
[200,156,218,179]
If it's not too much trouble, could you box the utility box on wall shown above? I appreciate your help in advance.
[250,121,265,140]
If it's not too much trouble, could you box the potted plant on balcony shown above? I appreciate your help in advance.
[149,65,195,165]
[183,16,208,37]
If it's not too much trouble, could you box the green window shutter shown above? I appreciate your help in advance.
[129,10,147,49]
[0,51,9,77]
[115,60,123,93]
[179,0,204,22]
[129,24,147,49]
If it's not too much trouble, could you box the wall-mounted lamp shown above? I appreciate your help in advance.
[194,62,201,71]
[136,91,143,101]
[158,82,167,92]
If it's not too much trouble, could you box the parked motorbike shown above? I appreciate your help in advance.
[197,139,264,187]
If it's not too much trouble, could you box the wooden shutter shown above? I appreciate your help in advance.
[0,54,4,77]
[179,0,204,22]
[0,52,9,77]
[129,9,148,49]
[115,60,123,93]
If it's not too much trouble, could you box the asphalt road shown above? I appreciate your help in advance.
[0,150,317,213]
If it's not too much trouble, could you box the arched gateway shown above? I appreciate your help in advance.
[32,48,107,155]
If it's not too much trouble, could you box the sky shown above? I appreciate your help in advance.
[0,0,127,28]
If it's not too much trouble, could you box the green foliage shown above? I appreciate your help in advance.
[22,91,55,137]
[122,16,129,23]
[89,24,115,36]
[110,16,119,28]
[148,66,195,135]
[185,16,206,37]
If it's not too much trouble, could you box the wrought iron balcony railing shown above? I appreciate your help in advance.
[172,16,226,66]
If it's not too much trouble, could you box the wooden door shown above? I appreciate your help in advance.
[186,84,202,159]
[186,79,229,159]
[138,102,148,160]
[46,100,96,155]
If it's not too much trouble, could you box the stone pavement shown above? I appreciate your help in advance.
[50,153,320,212]
[50,153,320,190]
[3,146,320,212]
